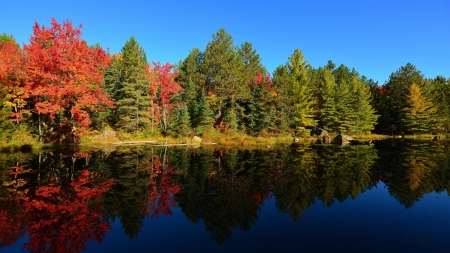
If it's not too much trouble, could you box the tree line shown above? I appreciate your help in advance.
[1,18,449,144]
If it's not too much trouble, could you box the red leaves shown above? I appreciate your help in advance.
[148,62,183,132]
[247,72,275,93]
[22,168,115,253]
[23,18,114,137]
[146,153,182,218]
[375,86,388,96]
[0,39,28,122]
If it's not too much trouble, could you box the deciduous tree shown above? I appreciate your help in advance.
[24,18,113,142]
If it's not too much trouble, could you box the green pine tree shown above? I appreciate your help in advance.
[182,78,198,127]
[349,76,379,134]
[246,75,277,135]
[201,28,243,124]
[320,69,339,132]
[170,104,191,138]
[287,49,316,135]
[272,65,291,134]
[195,89,215,136]
[113,36,152,132]
[335,81,353,133]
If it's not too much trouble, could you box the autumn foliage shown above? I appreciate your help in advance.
[148,62,183,133]
[145,152,182,218]
[23,18,113,140]
[21,169,115,253]
[0,39,28,123]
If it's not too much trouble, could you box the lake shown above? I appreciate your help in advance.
[1,140,449,252]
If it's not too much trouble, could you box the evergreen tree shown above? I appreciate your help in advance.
[246,73,277,135]
[383,63,425,133]
[423,77,446,133]
[195,89,215,135]
[182,79,198,127]
[272,65,291,134]
[170,104,191,138]
[176,48,204,90]
[225,106,239,133]
[113,36,152,132]
[349,77,379,134]
[201,29,243,125]
[320,69,339,132]
[238,42,266,97]
[335,81,353,133]
[286,49,316,135]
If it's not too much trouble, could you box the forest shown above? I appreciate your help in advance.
[1,18,449,146]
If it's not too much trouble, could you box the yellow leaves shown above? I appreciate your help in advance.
[404,158,427,190]
[404,83,430,115]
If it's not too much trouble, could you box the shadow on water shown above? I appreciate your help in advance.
[0,140,449,251]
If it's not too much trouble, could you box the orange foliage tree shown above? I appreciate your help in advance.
[148,62,183,134]
[0,38,28,123]
[24,18,114,142]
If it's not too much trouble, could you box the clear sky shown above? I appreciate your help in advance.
[1,0,449,85]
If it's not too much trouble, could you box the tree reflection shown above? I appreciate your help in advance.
[272,144,377,220]
[381,140,447,208]
[272,146,317,221]
[175,148,276,244]
[101,146,182,239]
[0,140,450,249]
[316,145,377,205]
[22,168,114,253]
[102,147,152,239]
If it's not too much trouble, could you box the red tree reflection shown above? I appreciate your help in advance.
[0,165,29,249]
[146,153,181,218]
[22,168,114,253]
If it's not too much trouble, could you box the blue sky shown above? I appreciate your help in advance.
[1,0,449,85]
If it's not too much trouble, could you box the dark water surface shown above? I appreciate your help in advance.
[1,140,449,252]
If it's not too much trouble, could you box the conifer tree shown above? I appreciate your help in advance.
[182,79,198,127]
[335,81,353,133]
[170,104,191,138]
[349,77,379,134]
[286,49,316,135]
[402,83,432,136]
[201,29,243,125]
[238,42,266,97]
[195,89,215,136]
[421,77,446,133]
[320,69,339,132]
[176,48,204,90]
[246,73,277,135]
[272,65,291,134]
[383,63,424,133]
[113,36,151,132]
[225,106,239,133]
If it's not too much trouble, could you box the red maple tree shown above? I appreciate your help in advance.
[23,18,114,142]
[149,62,183,134]
[0,39,28,123]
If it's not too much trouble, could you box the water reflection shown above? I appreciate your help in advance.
[0,140,449,250]
[375,140,450,208]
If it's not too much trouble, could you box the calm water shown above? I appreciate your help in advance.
[1,140,449,252]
